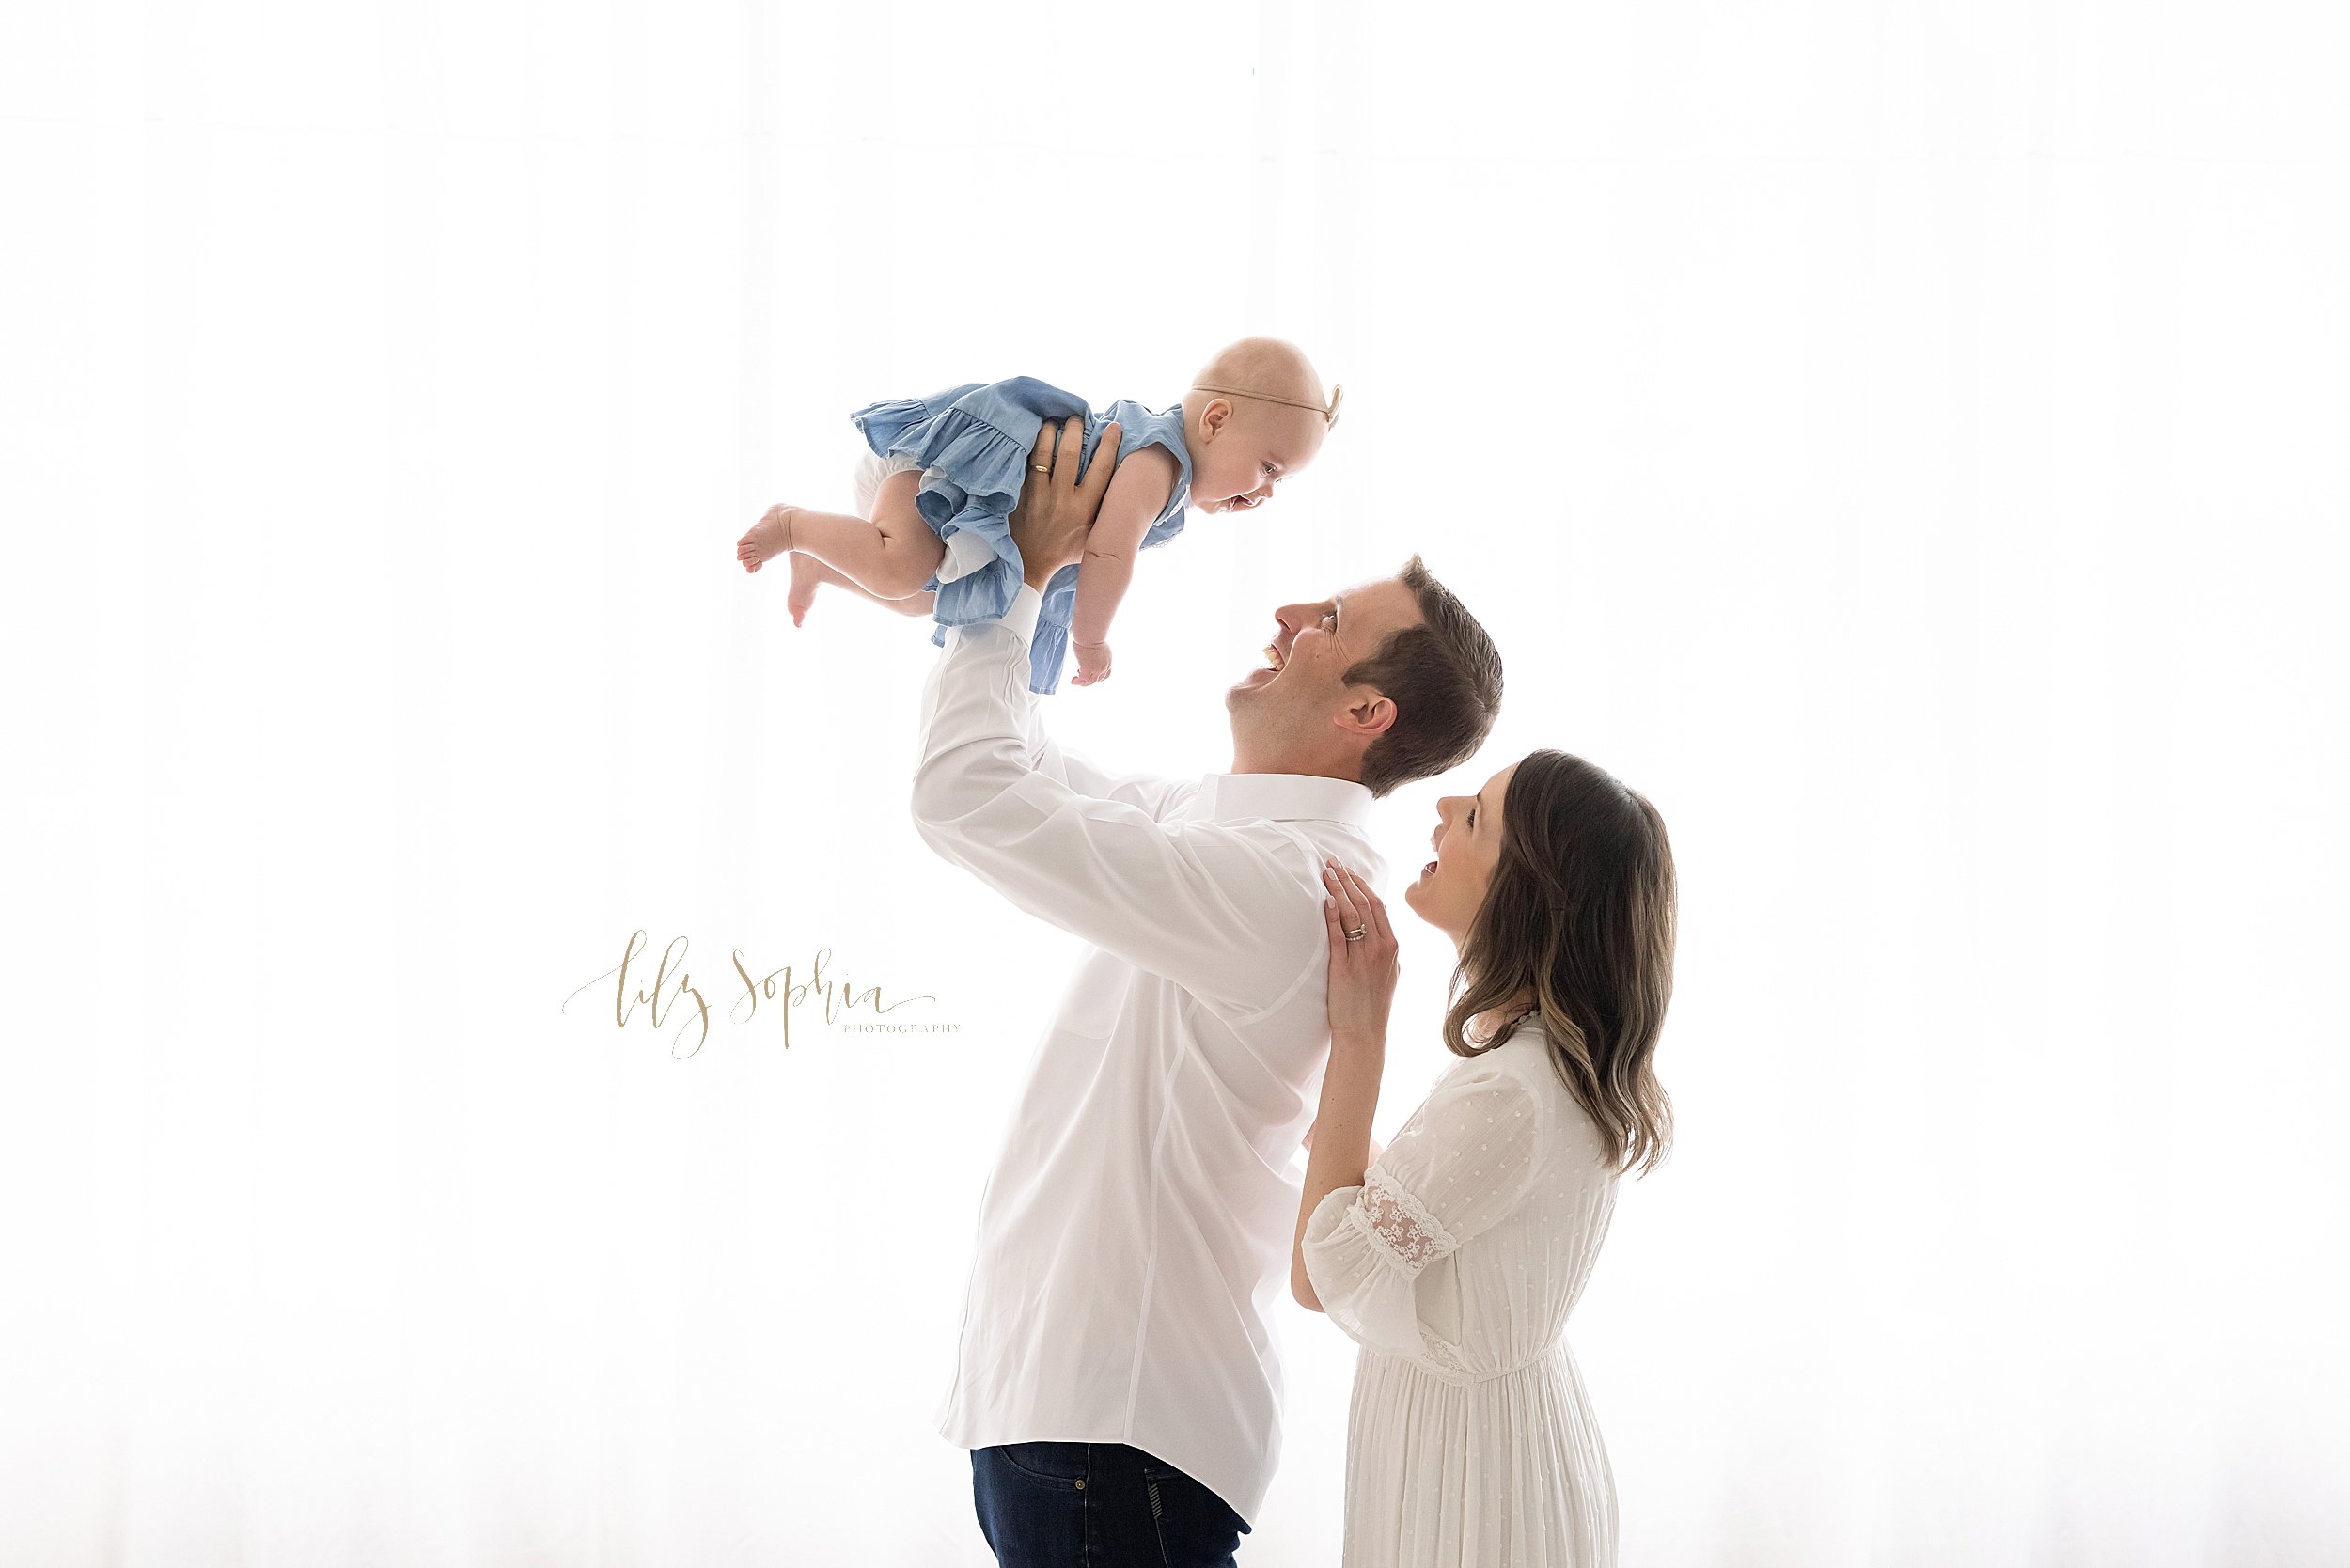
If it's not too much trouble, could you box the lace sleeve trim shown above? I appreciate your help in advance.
[1352,1165,1459,1278]
[1420,1334,1470,1376]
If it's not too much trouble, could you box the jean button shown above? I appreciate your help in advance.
[1073,1478,1086,1491]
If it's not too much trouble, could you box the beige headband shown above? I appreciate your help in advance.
[1190,382,1344,430]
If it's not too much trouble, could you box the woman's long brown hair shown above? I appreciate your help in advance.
[1441,749,1678,1175]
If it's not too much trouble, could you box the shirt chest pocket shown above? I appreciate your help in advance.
[1051,948,1135,1041]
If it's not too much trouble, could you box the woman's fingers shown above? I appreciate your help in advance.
[1054,416,1084,486]
[1029,421,1058,478]
[1324,861,1362,934]
[1334,865,1393,949]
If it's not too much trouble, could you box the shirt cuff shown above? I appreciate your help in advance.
[995,582,1042,648]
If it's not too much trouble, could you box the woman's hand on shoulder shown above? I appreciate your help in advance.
[1322,857,1398,1052]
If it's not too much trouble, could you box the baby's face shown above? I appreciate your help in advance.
[1191,403,1327,515]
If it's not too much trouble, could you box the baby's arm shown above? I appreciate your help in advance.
[1066,445,1180,684]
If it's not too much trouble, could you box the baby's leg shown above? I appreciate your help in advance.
[779,470,943,623]
[750,474,943,591]
[787,557,938,621]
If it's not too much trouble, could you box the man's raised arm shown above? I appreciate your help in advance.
[993,416,1186,820]
[909,583,1315,1024]
[905,420,1318,1023]
[1025,698,1191,820]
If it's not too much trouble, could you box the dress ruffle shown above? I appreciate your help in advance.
[849,378,1189,695]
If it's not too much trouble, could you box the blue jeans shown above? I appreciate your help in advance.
[969,1441,1252,1566]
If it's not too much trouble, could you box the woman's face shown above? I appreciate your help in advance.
[1402,761,1518,944]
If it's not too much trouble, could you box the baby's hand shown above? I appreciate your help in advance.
[1071,638,1113,686]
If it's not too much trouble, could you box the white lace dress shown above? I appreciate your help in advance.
[1300,1019,1622,1568]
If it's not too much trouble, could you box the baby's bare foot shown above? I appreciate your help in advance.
[737,505,797,573]
[786,552,823,627]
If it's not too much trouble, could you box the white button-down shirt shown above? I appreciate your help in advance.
[911,581,1387,1527]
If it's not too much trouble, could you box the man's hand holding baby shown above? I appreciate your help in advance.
[1010,417,1122,593]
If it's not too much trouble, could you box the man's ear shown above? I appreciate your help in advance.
[1340,690,1397,742]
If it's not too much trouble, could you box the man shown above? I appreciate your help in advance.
[910,416,1504,1564]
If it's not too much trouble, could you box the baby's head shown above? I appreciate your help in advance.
[1180,337,1339,514]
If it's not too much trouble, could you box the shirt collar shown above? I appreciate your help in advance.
[1191,771,1375,828]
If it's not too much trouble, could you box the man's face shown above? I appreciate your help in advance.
[1227,574,1422,762]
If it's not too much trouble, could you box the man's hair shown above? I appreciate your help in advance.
[1343,555,1504,798]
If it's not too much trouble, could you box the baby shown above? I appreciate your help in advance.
[735,337,1340,695]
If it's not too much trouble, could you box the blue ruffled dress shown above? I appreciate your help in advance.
[850,377,1194,695]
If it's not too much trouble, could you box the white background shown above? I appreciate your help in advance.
[5,1,2348,1564]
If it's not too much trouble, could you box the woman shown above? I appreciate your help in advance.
[1292,749,1677,1567]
